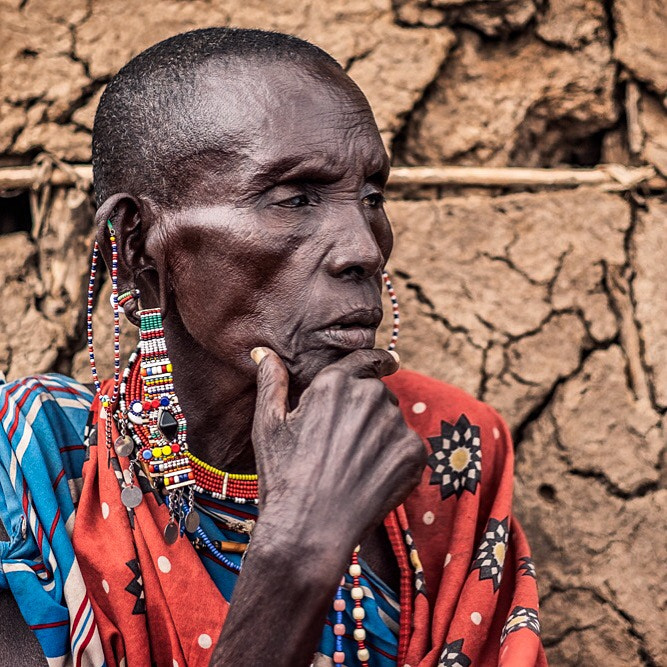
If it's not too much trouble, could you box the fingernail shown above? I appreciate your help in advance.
[389,350,400,366]
[250,347,269,365]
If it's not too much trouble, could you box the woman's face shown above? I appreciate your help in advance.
[145,61,393,392]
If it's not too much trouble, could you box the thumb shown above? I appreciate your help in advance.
[251,347,289,425]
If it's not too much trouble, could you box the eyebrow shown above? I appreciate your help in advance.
[247,151,390,191]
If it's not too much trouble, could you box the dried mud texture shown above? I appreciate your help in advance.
[399,29,618,167]
[613,0,667,96]
[1,0,667,665]
[1,0,451,159]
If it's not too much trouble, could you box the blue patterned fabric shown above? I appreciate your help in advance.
[0,374,106,665]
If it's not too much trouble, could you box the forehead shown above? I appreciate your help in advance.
[195,59,389,187]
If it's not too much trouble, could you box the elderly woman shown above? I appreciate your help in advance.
[0,28,545,667]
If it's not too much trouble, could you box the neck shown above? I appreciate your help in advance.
[162,312,258,474]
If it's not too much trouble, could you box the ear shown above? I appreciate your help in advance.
[94,194,161,327]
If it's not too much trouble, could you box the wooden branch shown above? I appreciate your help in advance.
[0,163,93,190]
[0,162,664,193]
[388,164,664,190]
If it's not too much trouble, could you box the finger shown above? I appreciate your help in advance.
[251,347,289,423]
[386,388,399,407]
[325,348,400,380]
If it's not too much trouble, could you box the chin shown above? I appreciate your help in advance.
[284,346,351,400]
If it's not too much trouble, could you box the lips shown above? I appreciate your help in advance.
[317,307,382,350]
[324,308,383,330]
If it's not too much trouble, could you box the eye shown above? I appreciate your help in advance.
[275,194,311,208]
[362,192,386,209]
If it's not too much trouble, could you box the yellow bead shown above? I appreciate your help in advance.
[351,586,364,600]
[352,607,366,620]
[353,628,366,642]
[151,447,162,458]
[161,445,172,456]
[166,363,173,372]
[349,563,362,577]
[357,649,370,662]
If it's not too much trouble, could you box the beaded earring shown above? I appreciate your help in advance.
[87,219,122,458]
[382,270,400,351]
[122,308,200,543]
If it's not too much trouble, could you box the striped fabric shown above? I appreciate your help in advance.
[0,374,105,666]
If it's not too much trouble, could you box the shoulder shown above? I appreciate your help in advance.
[0,373,93,410]
[0,373,94,479]
[383,368,509,439]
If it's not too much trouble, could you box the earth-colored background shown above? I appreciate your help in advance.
[0,0,665,665]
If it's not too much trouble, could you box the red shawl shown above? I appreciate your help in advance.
[72,369,547,666]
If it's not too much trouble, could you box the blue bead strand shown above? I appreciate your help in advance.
[334,585,344,666]
[195,525,242,573]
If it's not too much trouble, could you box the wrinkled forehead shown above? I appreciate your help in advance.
[190,58,389,189]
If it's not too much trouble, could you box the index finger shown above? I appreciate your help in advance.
[326,348,400,380]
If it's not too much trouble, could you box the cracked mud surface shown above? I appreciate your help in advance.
[1,0,665,664]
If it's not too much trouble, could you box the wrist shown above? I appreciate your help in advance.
[249,513,353,586]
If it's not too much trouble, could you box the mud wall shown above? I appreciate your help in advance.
[1,0,665,664]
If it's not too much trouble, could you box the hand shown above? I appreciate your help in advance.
[250,347,426,553]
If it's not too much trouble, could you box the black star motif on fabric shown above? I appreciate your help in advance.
[125,559,146,615]
[471,517,509,592]
[427,414,482,501]
[438,638,471,667]
[518,556,537,579]
[501,606,541,644]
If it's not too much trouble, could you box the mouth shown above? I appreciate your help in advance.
[317,308,382,350]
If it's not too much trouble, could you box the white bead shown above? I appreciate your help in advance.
[352,607,366,620]
[353,628,366,642]
[351,586,364,600]
[348,563,362,577]
[357,648,370,662]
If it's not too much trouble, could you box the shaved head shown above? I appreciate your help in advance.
[92,27,343,208]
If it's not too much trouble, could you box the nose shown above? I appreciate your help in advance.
[325,210,385,281]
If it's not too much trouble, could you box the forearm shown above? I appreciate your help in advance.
[210,516,350,666]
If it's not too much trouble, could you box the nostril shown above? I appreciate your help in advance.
[340,265,368,280]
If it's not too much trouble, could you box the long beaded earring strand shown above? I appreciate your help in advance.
[87,219,122,459]
[382,270,400,352]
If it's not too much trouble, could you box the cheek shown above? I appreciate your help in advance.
[165,222,301,347]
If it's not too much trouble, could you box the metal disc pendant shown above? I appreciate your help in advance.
[114,435,134,457]
[120,485,143,509]
[163,521,179,545]
[184,510,200,532]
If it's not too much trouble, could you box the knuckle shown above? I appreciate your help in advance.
[315,366,346,389]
